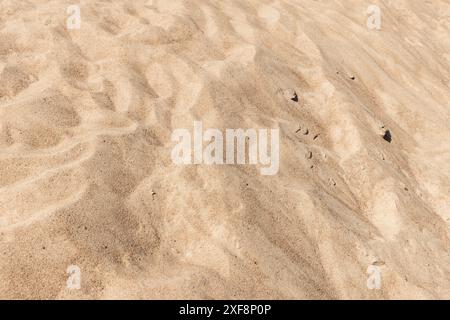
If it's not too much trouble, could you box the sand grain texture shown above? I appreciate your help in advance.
[0,0,450,299]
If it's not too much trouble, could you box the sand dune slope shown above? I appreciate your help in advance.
[0,0,450,299]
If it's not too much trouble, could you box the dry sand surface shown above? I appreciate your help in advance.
[0,0,450,299]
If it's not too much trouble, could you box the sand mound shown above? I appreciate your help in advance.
[0,0,449,299]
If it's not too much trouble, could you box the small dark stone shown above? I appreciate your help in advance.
[291,92,299,102]
[350,76,355,80]
[383,130,392,143]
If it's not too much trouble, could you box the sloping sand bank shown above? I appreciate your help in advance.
[0,0,449,299]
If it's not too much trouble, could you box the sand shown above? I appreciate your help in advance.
[0,0,449,299]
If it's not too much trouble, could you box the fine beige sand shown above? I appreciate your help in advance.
[0,0,450,299]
